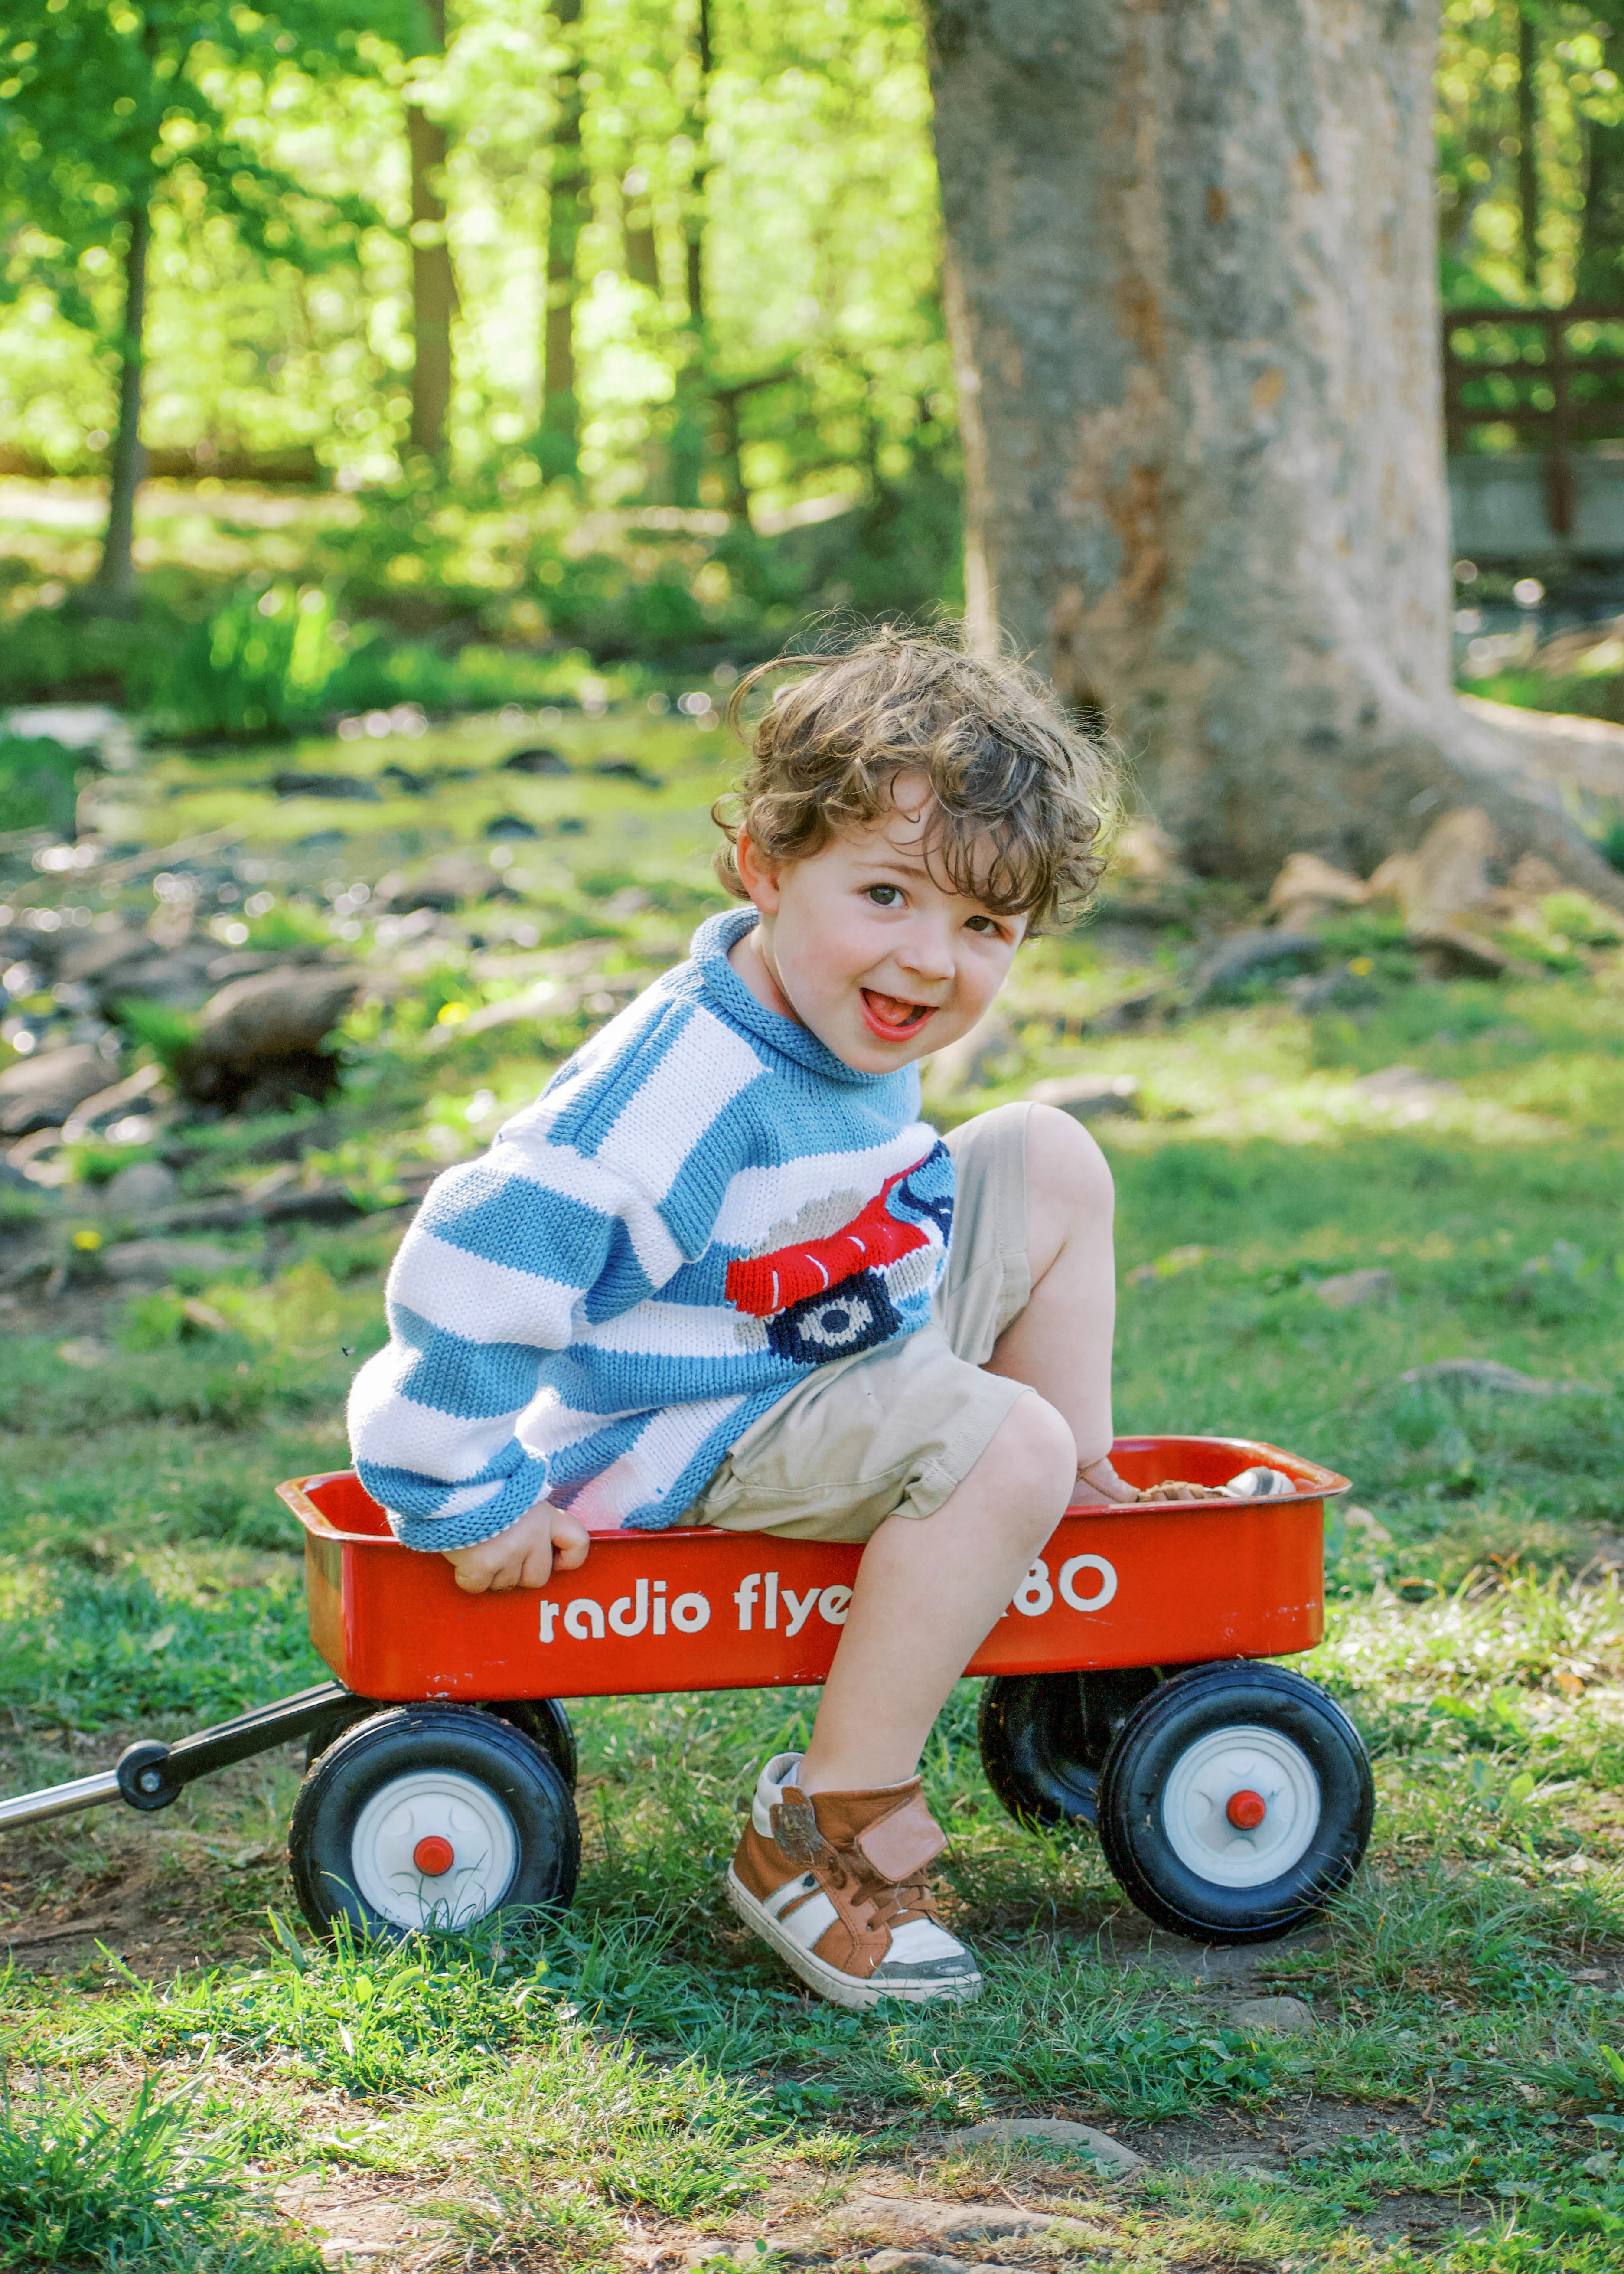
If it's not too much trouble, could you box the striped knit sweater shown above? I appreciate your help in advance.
[349,906,955,1548]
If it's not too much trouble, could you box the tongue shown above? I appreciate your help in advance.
[868,992,923,1029]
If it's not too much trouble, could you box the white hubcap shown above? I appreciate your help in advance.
[1161,1723,1321,1888]
[349,1768,518,1928]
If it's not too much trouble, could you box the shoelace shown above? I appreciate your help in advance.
[823,1846,936,1933]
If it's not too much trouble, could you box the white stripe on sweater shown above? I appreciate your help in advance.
[597,1008,766,1201]
[566,1391,748,1526]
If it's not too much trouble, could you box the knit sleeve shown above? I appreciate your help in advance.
[346,1132,707,1552]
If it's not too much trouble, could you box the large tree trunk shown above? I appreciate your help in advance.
[928,0,1624,902]
[407,0,457,461]
[86,198,149,615]
[540,0,586,483]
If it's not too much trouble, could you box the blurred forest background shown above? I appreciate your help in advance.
[6,0,1624,728]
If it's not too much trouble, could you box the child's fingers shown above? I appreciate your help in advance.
[552,1517,590,1571]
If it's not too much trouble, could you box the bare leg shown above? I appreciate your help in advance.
[796,1392,1076,1794]
[981,1103,1134,1502]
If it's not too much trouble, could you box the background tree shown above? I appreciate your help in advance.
[404,0,459,461]
[539,0,586,484]
[929,0,1624,893]
[0,0,385,609]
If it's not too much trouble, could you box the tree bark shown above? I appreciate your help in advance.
[1516,6,1539,294]
[87,198,150,614]
[407,0,457,461]
[928,0,1624,899]
[540,0,586,482]
[685,0,713,332]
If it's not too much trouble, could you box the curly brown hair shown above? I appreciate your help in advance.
[712,624,1117,932]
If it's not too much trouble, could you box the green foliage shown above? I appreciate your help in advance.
[110,998,198,1080]
[0,735,78,834]
[0,2076,316,2273]
[146,585,353,739]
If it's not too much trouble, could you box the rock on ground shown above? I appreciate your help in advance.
[1025,1072,1141,1122]
[1368,807,1498,928]
[101,1238,243,1284]
[1190,930,1322,1003]
[947,2117,1144,2172]
[99,1160,180,1212]
[1313,1268,1396,1310]
[181,965,362,1112]
[1401,1357,1607,1396]
[0,1044,117,1136]
[1268,851,1368,928]
[832,2197,1057,2247]
[867,2255,1028,2274]
[1226,1994,1317,2036]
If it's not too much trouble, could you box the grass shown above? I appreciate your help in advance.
[5,712,1624,2267]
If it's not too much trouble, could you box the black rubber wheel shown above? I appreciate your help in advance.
[288,1704,580,1941]
[1095,1662,1373,1945]
[486,1697,577,1789]
[304,1692,383,1767]
[978,1668,1163,1827]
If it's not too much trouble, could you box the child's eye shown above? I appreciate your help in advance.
[965,914,1003,936]
[866,885,903,907]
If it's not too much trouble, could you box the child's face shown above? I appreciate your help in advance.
[732,771,1027,1073]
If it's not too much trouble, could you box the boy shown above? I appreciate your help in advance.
[349,627,1140,2011]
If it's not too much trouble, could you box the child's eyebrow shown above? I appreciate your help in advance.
[851,849,935,876]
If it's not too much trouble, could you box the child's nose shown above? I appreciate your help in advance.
[895,916,956,984]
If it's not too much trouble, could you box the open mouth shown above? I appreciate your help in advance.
[860,988,935,1041]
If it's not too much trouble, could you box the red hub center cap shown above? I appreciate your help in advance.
[1226,1788,1267,1831]
[413,1833,455,1877]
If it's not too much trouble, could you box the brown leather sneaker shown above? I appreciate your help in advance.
[726,1751,982,2010]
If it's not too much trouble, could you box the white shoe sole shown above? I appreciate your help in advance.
[726,1866,982,2011]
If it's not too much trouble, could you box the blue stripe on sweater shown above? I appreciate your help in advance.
[392,1304,550,1421]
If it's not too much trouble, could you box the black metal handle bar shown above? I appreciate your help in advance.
[0,1681,360,1832]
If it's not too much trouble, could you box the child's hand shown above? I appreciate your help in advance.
[443,1501,590,1594]
[1072,1456,1138,1506]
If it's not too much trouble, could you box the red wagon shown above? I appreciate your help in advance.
[0,1433,1372,1952]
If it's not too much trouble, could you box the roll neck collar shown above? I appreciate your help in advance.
[689,906,903,1087]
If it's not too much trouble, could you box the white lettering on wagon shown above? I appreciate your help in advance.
[732,1573,850,1632]
[540,1585,709,1643]
[1006,1553,1119,1617]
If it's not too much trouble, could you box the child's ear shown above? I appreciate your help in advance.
[734,830,783,913]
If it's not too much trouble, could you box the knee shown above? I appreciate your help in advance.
[1025,1102,1115,1226]
[990,1392,1076,1539]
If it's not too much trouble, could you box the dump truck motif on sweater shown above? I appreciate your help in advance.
[348,907,955,1549]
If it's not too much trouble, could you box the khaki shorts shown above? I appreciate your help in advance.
[691,1101,1035,1542]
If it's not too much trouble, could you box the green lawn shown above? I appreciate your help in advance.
[4,718,1624,2271]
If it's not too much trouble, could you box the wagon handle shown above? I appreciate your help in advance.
[0,1681,356,1833]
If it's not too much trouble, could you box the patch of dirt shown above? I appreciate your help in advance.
[274,2173,454,2271]
[0,1745,303,1977]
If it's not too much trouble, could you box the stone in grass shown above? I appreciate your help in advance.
[1313,1267,1397,1311]
[100,1160,180,1213]
[0,1043,117,1137]
[833,2196,1057,2247]
[1401,1357,1608,1397]
[271,771,382,802]
[868,2256,1028,2274]
[1226,1994,1317,2037]
[501,744,571,775]
[947,2117,1144,2173]
[1190,929,1322,1004]
[101,1238,241,1284]
[1025,1073,1141,1123]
